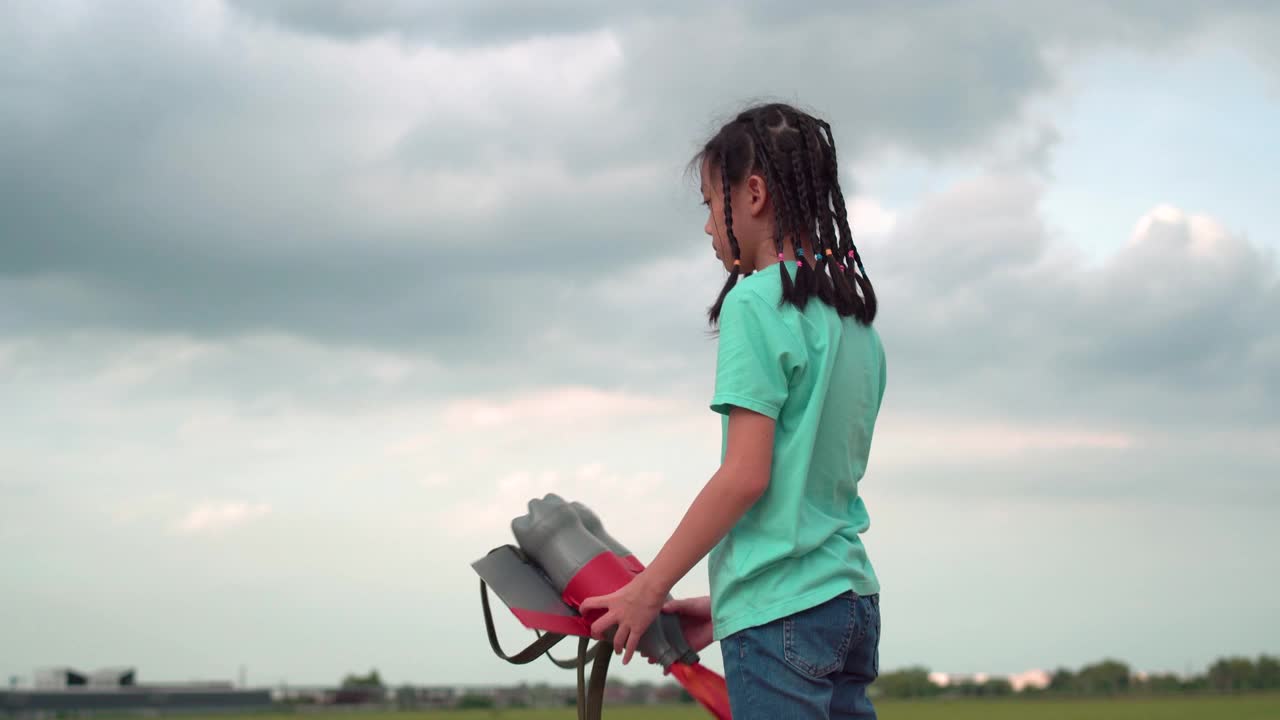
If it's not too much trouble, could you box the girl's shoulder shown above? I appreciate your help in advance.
[730,266,787,306]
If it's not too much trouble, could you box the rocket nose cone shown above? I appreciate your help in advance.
[511,513,530,535]
[527,493,568,520]
[513,494,572,539]
[570,501,597,525]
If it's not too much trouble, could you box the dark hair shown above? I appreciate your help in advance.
[692,103,876,326]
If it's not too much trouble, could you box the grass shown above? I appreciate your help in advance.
[874,694,1280,719]
[173,694,1280,720]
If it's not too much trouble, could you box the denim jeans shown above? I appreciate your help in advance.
[720,591,880,719]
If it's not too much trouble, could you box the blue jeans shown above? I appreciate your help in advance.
[720,591,880,719]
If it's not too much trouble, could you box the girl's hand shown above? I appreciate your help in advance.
[579,572,667,665]
[663,595,714,653]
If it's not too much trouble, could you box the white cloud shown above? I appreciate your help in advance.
[438,464,674,549]
[175,501,272,534]
[874,417,1137,465]
[417,473,449,489]
[849,196,898,238]
[1129,203,1233,258]
[440,386,692,429]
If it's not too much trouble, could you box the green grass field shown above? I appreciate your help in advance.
[184,695,1280,720]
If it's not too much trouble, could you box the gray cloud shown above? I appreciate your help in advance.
[870,174,1280,427]
[2,0,1278,486]
[225,0,661,46]
[6,0,1277,354]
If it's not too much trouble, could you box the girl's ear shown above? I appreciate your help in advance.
[745,173,769,217]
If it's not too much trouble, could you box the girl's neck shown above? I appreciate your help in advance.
[750,234,815,274]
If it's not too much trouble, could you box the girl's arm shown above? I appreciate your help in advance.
[643,406,775,592]
[580,406,775,662]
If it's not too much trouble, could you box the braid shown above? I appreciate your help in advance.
[752,110,813,307]
[706,162,742,324]
[818,119,877,324]
[816,121,855,271]
[806,118,854,315]
[787,140,817,308]
[772,120,813,308]
[792,114,837,309]
[799,119,830,302]
[747,117,796,303]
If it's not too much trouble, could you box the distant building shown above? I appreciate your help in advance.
[33,668,87,690]
[88,668,135,688]
[929,671,973,687]
[271,684,331,705]
[4,667,270,717]
[394,685,458,710]
[34,667,137,690]
[929,669,1049,691]
[1009,669,1052,691]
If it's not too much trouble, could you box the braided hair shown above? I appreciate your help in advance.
[693,103,877,326]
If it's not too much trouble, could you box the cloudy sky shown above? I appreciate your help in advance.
[3,0,1279,690]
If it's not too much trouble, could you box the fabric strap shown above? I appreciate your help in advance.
[478,545,614,720]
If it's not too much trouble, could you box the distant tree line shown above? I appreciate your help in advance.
[340,670,384,689]
[876,654,1279,700]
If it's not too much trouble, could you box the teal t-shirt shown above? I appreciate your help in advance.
[708,264,886,641]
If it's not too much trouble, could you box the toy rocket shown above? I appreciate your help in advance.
[472,493,732,719]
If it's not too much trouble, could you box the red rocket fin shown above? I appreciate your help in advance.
[669,662,733,719]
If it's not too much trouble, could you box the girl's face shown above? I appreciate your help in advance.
[700,160,770,273]
[700,161,733,271]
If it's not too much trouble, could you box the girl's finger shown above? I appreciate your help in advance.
[589,612,616,639]
[623,629,641,665]
[613,625,628,655]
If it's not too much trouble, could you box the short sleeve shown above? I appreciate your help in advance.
[710,290,802,419]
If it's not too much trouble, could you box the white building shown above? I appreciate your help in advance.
[34,666,138,689]
[928,671,990,687]
[928,669,1050,691]
[34,668,87,689]
[1008,669,1051,691]
[89,667,136,688]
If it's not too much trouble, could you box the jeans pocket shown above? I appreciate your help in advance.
[870,596,880,677]
[782,592,858,679]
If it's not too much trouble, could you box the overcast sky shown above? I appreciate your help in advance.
[3,0,1279,690]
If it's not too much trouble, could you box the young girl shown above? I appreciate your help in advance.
[580,103,885,719]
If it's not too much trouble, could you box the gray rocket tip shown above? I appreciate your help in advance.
[530,493,567,512]
[515,493,567,532]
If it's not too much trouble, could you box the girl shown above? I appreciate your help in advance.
[580,103,886,719]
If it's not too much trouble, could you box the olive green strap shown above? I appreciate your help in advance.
[576,637,590,720]
[479,579,566,665]
[478,544,614,719]
[546,632,597,670]
[584,640,613,720]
